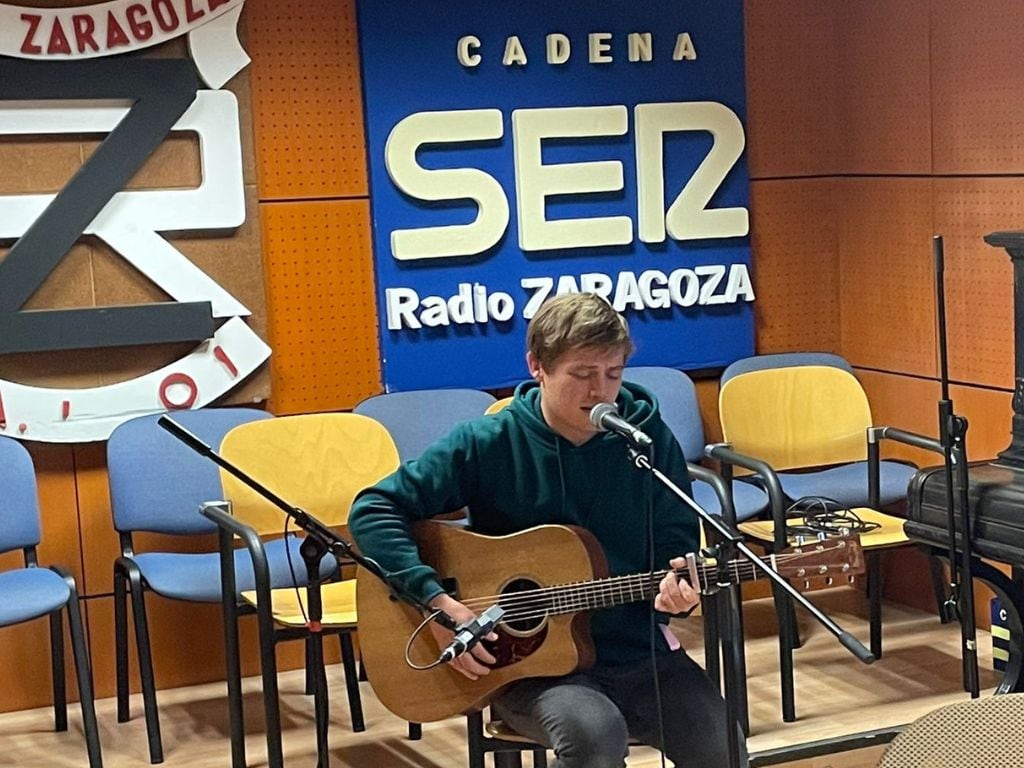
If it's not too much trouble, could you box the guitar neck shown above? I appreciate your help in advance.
[542,558,759,616]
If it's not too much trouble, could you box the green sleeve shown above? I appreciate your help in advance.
[349,423,479,605]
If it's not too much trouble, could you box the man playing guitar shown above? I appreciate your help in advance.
[350,293,746,767]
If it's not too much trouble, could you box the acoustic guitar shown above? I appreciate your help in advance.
[356,521,864,723]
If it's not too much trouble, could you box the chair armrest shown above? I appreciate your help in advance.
[868,426,943,455]
[705,443,788,550]
[687,462,738,530]
[200,500,273,604]
[866,426,943,508]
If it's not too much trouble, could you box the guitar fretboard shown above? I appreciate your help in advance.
[507,559,762,620]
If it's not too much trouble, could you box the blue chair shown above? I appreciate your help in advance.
[353,388,497,461]
[107,407,317,763]
[624,366,769,523]
[0,436,102,767]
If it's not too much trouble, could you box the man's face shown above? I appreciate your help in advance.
[527,345,627,445]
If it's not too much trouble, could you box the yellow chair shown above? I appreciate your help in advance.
[715,353,942,722]
[485,395,513,414]
[204,412,402,768]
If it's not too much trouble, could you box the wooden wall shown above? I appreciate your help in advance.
[4,0,1024,716]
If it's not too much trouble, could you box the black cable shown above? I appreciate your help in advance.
[783,496,881,540]
[282,515,310,626]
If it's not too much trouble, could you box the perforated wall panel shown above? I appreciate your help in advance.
[245,0,367,199]
[834,0,932,174]
[744,0,838,179]
[933,178,1020,389]
[260,201,381,414]
[750,179,841,354]
[837,178,936,376]
[932,1,1024,174]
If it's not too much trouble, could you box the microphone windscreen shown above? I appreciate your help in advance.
[589,402,617,429]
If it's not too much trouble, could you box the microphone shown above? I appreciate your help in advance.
[438,604,506,664]
[589,403,653,448]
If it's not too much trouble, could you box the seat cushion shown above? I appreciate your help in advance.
[777,460,917,509]
[0,568,70,626]
[692,479,769,523]
[134,536,338,602]
[240,579,357,627]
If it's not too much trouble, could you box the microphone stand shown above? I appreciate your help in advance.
[157,416,454,768]
[621,445,877,768]
[933,235,980,697]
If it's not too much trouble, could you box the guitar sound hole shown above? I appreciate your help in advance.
[499,578,547,635]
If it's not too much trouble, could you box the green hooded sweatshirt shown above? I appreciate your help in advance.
[348,380,699,666]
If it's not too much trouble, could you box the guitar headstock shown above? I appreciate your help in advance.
[774,535,865,591]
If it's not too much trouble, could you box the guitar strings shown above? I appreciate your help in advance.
[453,548,851,622]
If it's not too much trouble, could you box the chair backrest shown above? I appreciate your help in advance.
[0,436,41,553]
[876,694,1024,767]
[623,366,705,461]
[485,396,513,415]
[719,354,872,471]
[720,352,854,386]
[218,413,400,535]
[353,388,496,461]
[107,408,273,535]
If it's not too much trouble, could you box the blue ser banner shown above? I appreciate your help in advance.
[357,0,753,391]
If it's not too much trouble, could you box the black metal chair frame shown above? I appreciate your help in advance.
[202,502,420,768]
[12,548,103,767]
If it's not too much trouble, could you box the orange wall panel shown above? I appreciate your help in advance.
[834,0,932,174]
[837,178,937,376]
[743,0,837,179]
[933,178,1021,389]
[931,0,1024,174]
[245,0,367,200]
[857,369,941,468]
[750,179,841,354]
[261,200,381,414]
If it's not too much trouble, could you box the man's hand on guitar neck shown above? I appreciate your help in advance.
[654,557,701,615]
[428,593,498,680]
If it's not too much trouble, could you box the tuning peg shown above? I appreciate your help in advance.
[817,531,828,542]
[795,535,806,546]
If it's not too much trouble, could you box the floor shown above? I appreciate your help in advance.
[0,588,1001,767]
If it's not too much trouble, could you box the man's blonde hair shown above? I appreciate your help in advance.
[527,293,633,369]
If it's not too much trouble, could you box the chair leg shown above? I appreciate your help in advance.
[532,748,547,767]
[466,711,486,768]
[113,569,130,724]
[338,633,365,732]
[408,722,422,740]
[255,602,285,768]
[64,578,104,768]
[771,583,796,722]
[495,752,524,768]
[126,566,163,764]
[49,610,67,732]
[868,550,883,659]
[222,600,246,768]
[929,554,952,623]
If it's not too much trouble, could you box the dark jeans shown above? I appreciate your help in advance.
[492,650,748,768]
